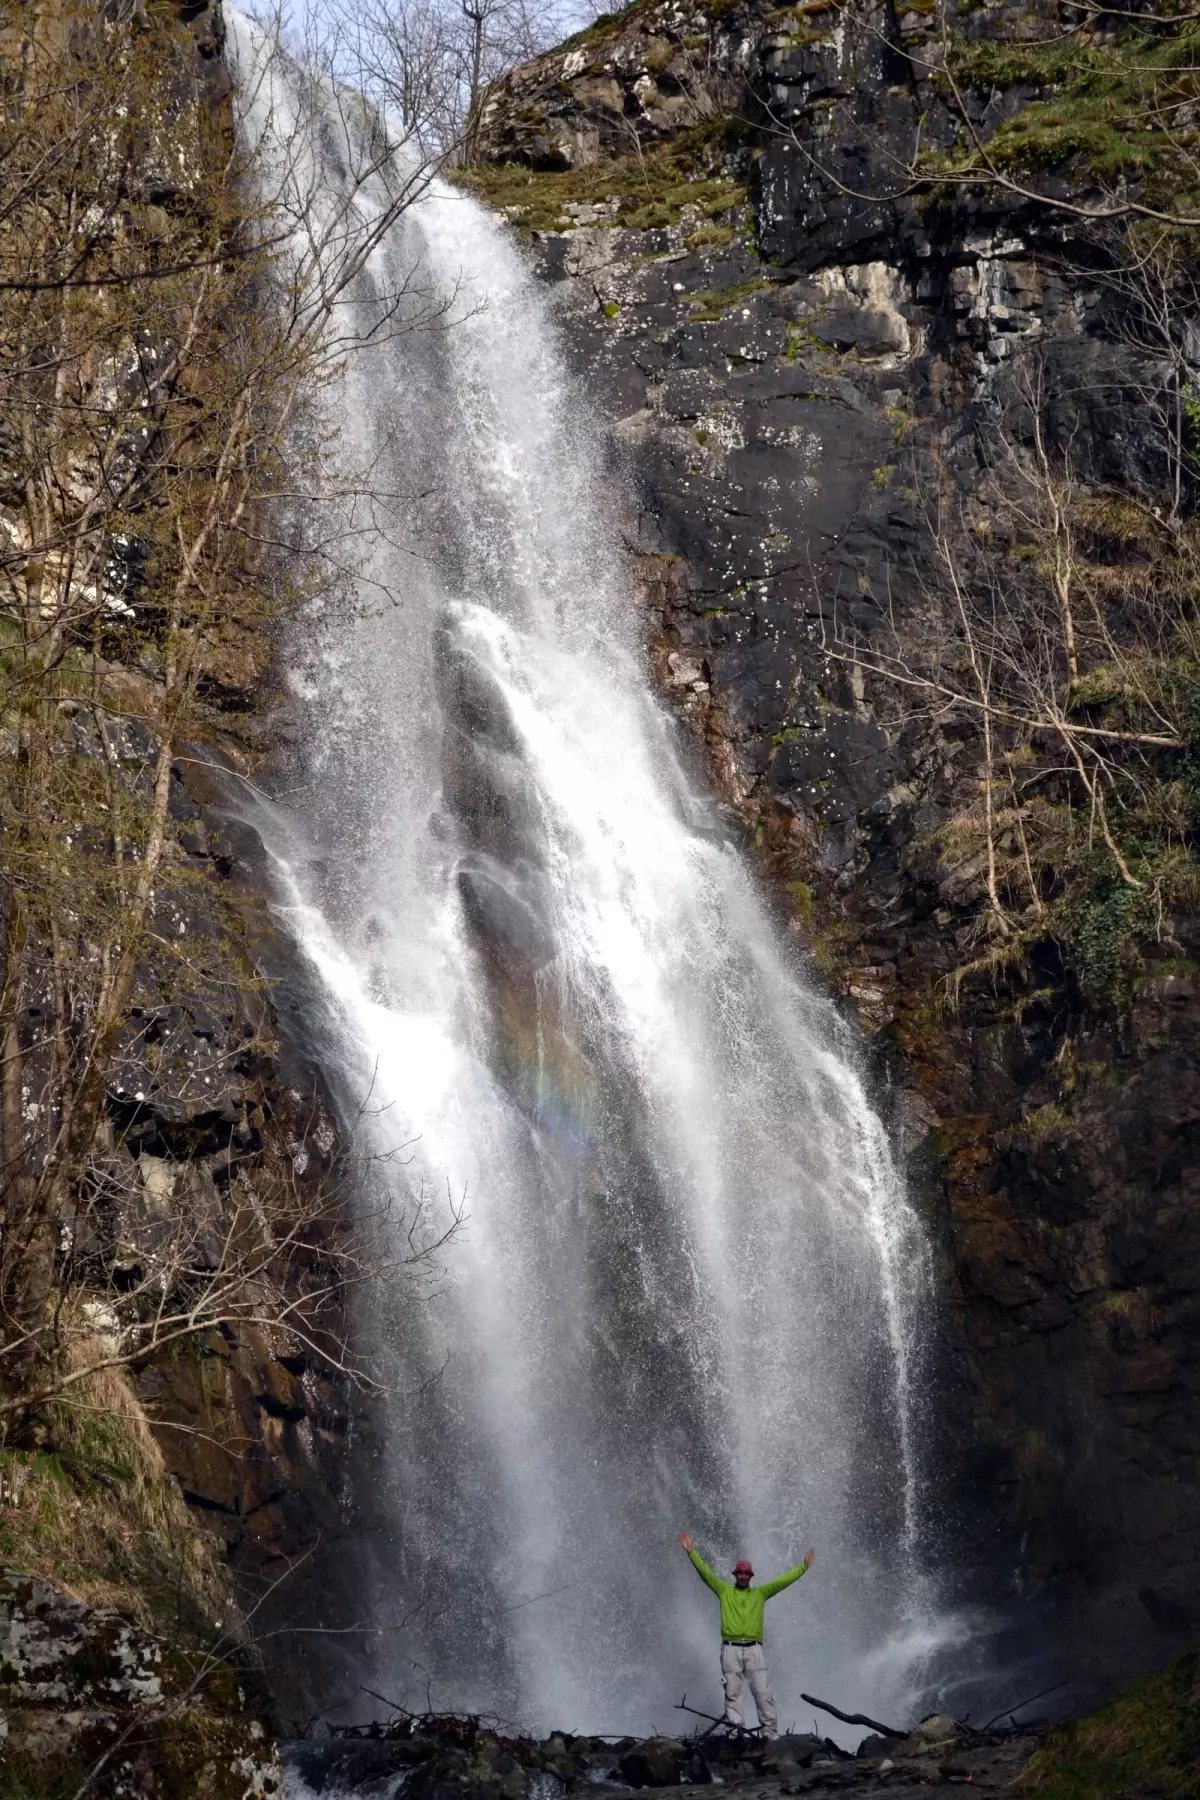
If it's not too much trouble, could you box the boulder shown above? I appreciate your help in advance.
[855,1734,896,1759]
[761,1734,821,1768]
[901,1714,959,1755]
[682,1746,713,1784]
[407,1746,532,1800]
[618,1737,686,1787]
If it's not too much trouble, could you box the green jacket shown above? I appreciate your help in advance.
[687,1549,809,1643]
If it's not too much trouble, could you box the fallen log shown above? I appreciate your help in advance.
[800,1694,905,1739]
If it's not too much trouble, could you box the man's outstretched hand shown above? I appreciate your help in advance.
[803,1549,816,1570]
[679,1531,694,1552]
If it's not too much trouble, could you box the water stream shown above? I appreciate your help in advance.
[231,18,935,1738]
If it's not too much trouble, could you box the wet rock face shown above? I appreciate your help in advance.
[3,678,356,1717]
[114,743,365,1721]
[472,0,1200,1695]
[51,726,356,1603]
[0,1572,281,1799]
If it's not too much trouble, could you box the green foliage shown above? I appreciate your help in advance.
[1057,881,1161,1004]
[946,37,1105,93]
[1022,1101,1070,1140]
[684,220,736,249]
[1018,1647,1200,1798]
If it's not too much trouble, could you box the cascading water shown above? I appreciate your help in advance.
[231,18,935,1738]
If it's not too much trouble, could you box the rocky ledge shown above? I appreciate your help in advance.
[287,1714,1038,1800]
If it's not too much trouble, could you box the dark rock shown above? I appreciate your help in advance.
[761,1734,821,1768]
[618,1736,687,1787]
[854,1735,894,1759]
[683,1745,713,1783]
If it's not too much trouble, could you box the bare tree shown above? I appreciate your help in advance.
[821,330,1200,993]
[0,0,454,1421]
[311,0,595,159]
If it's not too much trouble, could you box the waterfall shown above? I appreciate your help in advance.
[230,17,935,1738]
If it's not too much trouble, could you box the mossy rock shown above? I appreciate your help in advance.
[0,1710,281,1800]
[454,121,746,235]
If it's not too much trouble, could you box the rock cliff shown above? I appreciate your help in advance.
[5,0,1199,1751]
[0,0,362,1750]
[466,0,1200,1703]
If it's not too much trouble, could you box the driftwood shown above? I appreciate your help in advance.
[676,1696,764,1738]
[800,1694,905,1739]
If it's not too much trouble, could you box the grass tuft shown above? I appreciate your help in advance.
[0,1339,228,1637]
[1018,1648,1200,1798]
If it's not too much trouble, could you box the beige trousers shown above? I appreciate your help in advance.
[720,1641,778,1736]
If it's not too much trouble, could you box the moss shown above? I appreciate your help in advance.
[641,36,675,72]
[1022,1102,1070,1140]
[453,122,746,235]
[684,220,736,248]
[687,276,774,318]
[0,1744,102,1800]
[808,933,841,977]
[934,23,1200,195]
[0,1354,227,1638]
[1018,1647,1200,1798]
[1058,880,1161,1005]
[1094,1288,1142,1318]
[553,0,654,55]
[884,401,918,445]
[947,37,1105,92]
[985,100,1161,179]
[0,1706,278,1800]
[788,878,815,933]
[156,1708,280,1800]
[785,320,823,361]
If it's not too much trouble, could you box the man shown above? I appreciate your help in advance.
[679,1531,815,1739]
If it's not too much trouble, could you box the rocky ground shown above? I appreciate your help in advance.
[285,1715,1040,1800]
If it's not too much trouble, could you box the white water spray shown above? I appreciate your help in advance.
[231,17,934,1737]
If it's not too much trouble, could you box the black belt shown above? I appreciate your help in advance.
[723,1638,760,1645]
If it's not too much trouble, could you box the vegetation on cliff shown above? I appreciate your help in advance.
[827,336,1200,1007]
[0,0,462,1742]
[0,0,353,1452]
[465,0,1200,1015]
[1018,1648,1200,1799]
[455,120,747,231]
[931,16,1200,220]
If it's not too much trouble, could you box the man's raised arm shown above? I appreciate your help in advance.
[678,1530,725,1594]
[759,1549,816,1598]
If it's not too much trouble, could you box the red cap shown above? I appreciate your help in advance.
[733,1559,754,1576]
